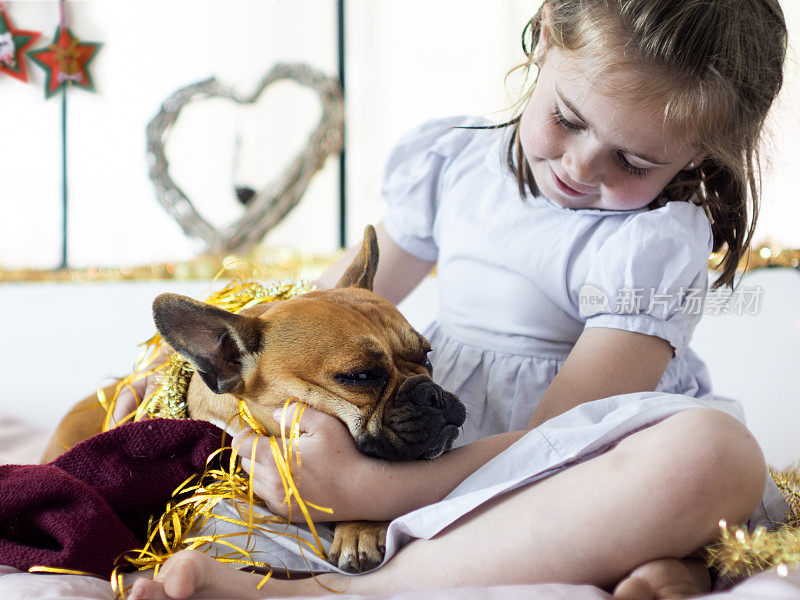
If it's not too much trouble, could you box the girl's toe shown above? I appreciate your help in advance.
[613,575,656,600]
[127,578,172,600]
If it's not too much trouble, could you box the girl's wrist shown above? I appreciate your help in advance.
[349,456,409,521]
[339,454,428,522]
[343,430,530,522]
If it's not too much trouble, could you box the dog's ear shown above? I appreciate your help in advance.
[335,225,379,291]
[152,293,264,395]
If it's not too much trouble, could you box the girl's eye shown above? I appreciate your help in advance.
[615,152,651,178]
[552,106,651,178]
[552,108,584,133]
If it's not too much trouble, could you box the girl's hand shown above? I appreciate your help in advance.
[233,405,386,523]
[110,374,151,426]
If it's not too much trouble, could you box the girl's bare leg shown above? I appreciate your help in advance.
[129,408,766,599]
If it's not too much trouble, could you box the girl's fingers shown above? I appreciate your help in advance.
[231,429,251,452]
[239,455,292,518]
[231,429,261,458]
[272,404,304,435]
[273,404,337,436]
[232,429,293,466]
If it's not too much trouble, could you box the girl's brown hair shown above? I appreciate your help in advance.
[502,0,787,288]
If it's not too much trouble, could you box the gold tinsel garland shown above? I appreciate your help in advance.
[0,248,334,283]
[706,466,800,578]
[109,405,335,598]
[139,354,193,420]
[94,274,340,598]
[0,242,797,284]
[772,466,800,524]
[713,242,800,271]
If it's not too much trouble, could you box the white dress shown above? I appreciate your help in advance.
[382,116,716,446]
[197,117,787,574]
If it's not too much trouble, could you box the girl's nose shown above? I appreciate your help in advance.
[562,142,602,187]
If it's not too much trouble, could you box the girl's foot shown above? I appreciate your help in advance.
[612,557,711,600]
[126,549,320,600]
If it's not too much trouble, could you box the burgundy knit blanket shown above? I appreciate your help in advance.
[0,419,228,579]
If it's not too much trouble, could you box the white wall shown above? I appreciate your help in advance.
[4,269,799,467]
[1,0,798,270]
[759,0,800,249]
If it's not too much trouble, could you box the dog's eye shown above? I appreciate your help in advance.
[335,368,386,385]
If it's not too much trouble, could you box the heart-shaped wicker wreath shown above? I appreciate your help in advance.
[146,63,344,255]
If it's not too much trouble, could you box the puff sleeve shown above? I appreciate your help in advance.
[580,201,713,356]
[381,116,483,262]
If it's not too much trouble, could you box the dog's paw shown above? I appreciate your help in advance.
[329,521,388,573]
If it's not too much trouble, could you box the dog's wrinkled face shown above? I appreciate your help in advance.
[152,226,466,461]
[234,288,464,460]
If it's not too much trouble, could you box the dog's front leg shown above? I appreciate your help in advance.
[329,520,389,573]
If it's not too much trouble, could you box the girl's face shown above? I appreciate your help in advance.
[519,46,700,210]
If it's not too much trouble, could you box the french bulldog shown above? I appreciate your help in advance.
[43,225,466,572]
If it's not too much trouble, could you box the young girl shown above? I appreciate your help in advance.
[129,1,788,598]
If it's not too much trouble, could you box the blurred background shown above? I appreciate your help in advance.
[1,0,798,271]
[1,0,536,269]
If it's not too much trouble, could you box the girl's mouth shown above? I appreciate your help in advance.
[550,167,587,197]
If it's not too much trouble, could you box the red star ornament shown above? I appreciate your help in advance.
[28,26,101,98]
[0,10,41,82]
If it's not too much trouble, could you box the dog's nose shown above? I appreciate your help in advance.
[397,375,441,408]
[395,376,465,427]
[412,384,441,408]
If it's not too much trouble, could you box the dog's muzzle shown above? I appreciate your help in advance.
[355,375,466,461]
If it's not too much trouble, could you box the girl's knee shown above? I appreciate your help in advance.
[656,409,766,522]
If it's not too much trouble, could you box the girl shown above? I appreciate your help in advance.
[129,1,788,598]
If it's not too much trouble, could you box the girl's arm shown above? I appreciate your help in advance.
[526,327,673,428]
[235,410,526,523]
[317,222,435,305]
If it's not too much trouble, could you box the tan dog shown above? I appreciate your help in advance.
[42,226,466,572]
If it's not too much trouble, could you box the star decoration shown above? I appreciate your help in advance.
[28,26,101,98]
[0,10,41,83]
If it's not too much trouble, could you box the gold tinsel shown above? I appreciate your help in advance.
[108,404,336,598]
[93,273,337,598]
[0,248,334,283]
[138,354,192,420]
[711,243,800,272]
[0,242,796,283]
[706,465,800,578]
[771,465,800,524]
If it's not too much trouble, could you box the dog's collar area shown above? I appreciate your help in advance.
[141,353,193,420]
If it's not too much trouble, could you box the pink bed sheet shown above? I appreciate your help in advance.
[2,565,800,600]
[1,414,797,600]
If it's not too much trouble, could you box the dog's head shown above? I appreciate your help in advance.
[151,226,466,461]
